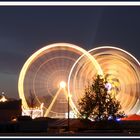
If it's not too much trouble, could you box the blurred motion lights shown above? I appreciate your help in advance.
[60,81,66,89]
[18,43,102,118]
[18,43,140,118]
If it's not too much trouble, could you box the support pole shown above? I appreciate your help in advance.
[68,95,70,131]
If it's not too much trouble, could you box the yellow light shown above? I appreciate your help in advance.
[60,81,66,89]
[18,43,103,111]
[11,118,17,122]
[0,95,7,102]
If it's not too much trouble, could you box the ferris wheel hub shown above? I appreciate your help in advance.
[60,81,66,89]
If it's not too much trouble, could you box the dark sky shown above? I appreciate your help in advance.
[0,6,140,98]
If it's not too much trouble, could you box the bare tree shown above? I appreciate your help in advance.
[28,90,36,117]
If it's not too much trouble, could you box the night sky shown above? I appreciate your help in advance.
[0,6,140,98]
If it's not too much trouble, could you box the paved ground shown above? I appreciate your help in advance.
[0,132,139,136]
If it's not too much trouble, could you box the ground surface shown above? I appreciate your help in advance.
[0,132,139,136]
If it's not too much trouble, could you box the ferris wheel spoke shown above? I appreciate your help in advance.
[44,88,61,117]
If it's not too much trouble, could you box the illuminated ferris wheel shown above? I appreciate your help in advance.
[18,43,102,118]
[68,46,140,115]
[91,47,140,114]
[18,43,140,117]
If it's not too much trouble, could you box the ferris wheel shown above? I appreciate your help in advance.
[68,46,140,115]
[18,43,140,117]
[18,43,102,118]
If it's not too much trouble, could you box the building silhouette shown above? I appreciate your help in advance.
[0,95,21,122]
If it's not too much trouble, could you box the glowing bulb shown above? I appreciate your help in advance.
[60,81,66,89]
[105,83,112,91]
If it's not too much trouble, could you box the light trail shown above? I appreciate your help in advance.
[18,43,102,117]
[44,88,61,117]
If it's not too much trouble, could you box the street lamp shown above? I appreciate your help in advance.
[59,81,70,131]
[68,94,70,131]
